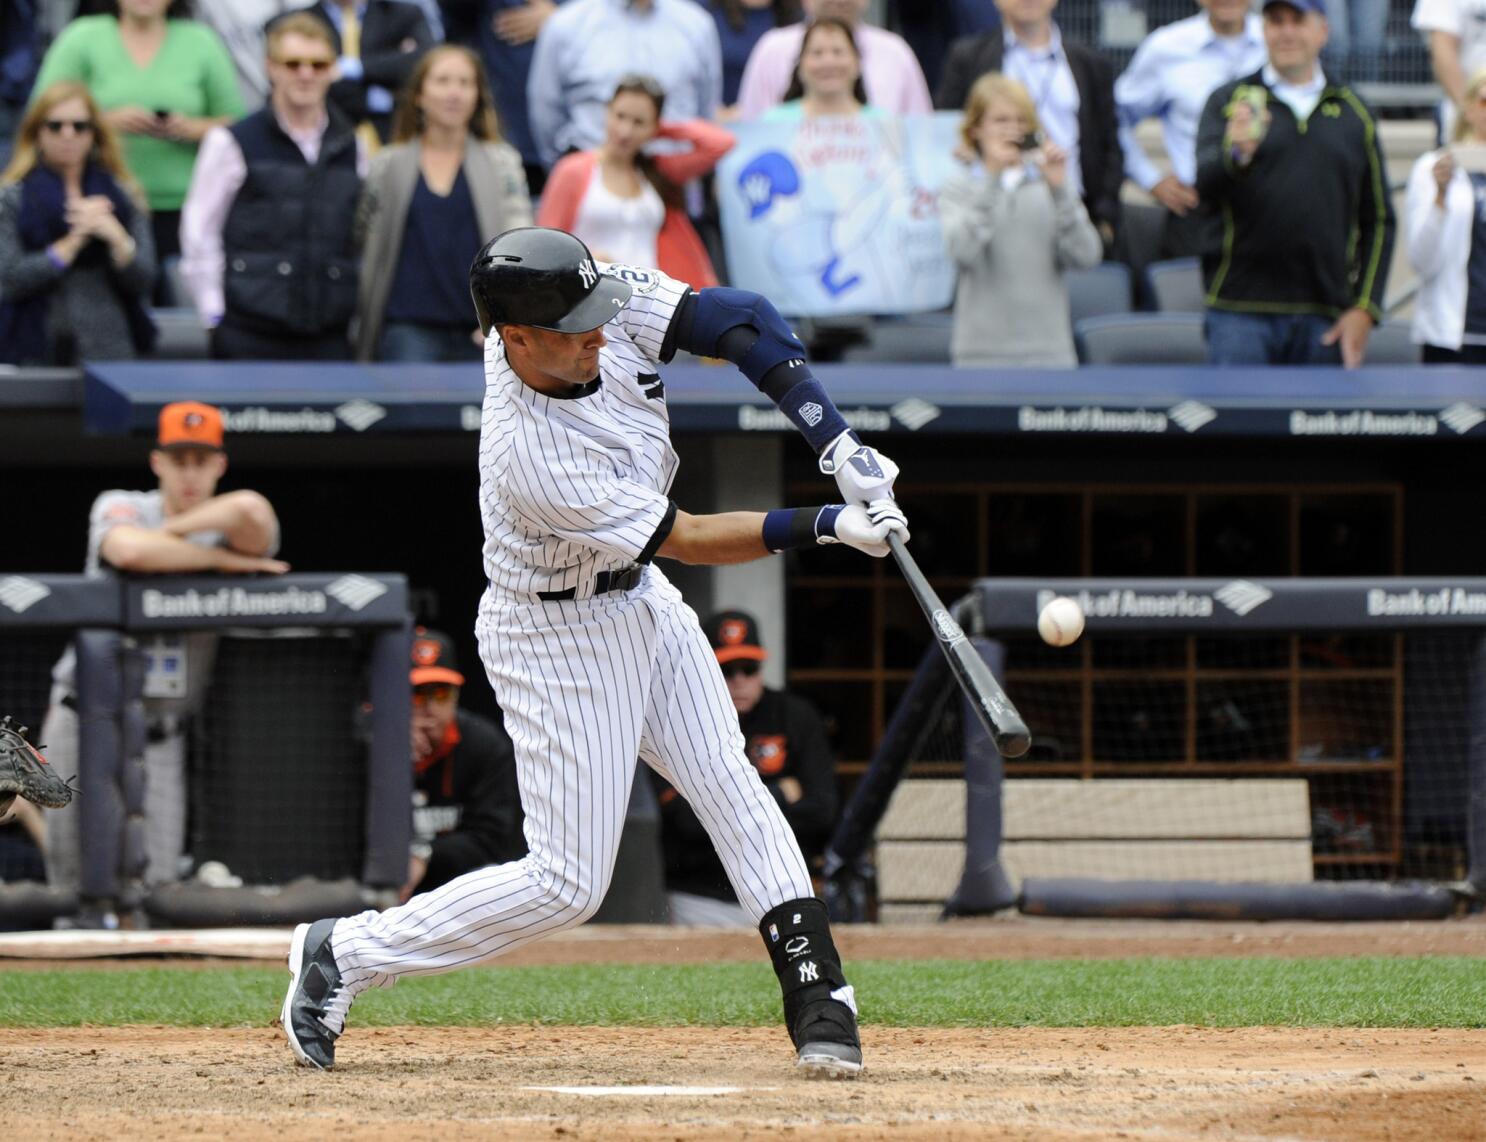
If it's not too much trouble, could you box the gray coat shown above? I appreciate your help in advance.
[939,165,1102,368]
[352,138,532,361]
[0,182,157,364]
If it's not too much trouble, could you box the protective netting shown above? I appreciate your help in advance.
[192,631,368,885]
[0,629,68,737]
[892,630,1478,885]
[0,629,69,888]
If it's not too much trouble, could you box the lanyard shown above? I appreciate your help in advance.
[1008,39,1062,117]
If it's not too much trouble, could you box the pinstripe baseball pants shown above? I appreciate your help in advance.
[331,571,813,994]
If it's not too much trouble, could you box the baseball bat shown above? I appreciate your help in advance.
[887,532,1031,759]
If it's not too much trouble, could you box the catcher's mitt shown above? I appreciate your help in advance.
[0,715,73,817]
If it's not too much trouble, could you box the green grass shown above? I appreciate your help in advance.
[2,957,1483,1029]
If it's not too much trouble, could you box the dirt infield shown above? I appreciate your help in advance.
[4,920,1484,1139]
[4,1025,1483,1141]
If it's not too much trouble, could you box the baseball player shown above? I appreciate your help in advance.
[40,402,286,924]
[281,227,908,1079]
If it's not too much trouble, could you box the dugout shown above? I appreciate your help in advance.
[0,570,411,927]
[5,362,1486,920]
[831,580,1486,922]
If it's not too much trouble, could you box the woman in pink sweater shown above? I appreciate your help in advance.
[536,73,734,288]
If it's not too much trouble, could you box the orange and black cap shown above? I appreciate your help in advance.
[410,627,465,687]
[156,401,224,452]
[704,610,768,664]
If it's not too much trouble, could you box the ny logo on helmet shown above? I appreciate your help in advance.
[578,260,597,289]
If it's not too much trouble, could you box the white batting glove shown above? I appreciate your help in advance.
[818,430,899,506]
[823,500,910,558]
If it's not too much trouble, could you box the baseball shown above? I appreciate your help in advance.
[1037,596,1085,647]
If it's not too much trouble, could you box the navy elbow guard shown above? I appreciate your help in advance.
[673,287,850,452]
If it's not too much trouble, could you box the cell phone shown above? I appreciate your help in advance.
[1229,85,1268,140]
[154,109,171,120]
[1018,130,1044,152]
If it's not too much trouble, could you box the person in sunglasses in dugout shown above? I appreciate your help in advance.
[652,610,838,927]
[0,80,158,364]
[402,628,527,904]
[179,12,368,359]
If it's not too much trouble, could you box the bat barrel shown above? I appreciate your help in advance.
[993,724,1031,759]
[951,638,1031,758]
[889,530,1033,761]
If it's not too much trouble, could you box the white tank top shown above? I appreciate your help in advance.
[572,165,665,271]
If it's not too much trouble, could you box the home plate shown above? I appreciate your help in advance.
[525,1086,774,1097]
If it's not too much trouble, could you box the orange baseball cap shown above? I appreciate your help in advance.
[704,610,768,664]
[157,401,224,452]
[410,627,466,687]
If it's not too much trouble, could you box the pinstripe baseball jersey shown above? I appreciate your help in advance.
[477,262,690,601]
[322,255,821,1030]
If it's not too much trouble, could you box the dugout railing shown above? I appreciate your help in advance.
[826,578,1486,922]
[0,571,410,927]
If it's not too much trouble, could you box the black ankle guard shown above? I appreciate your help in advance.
[759,897,851,1048]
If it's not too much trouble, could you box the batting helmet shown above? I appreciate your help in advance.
[469,227,633,336]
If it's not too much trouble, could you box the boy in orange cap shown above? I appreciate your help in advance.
[36,401,287,927]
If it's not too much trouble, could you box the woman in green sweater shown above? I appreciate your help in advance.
[34,0,242,284]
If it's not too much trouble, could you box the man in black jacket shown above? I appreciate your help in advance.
[180,13,366,359]
[402,628,526,902]
[935,0,1123,243]
[1195,0,1394,366]
[289,0,433,141]
[654,611,838,927]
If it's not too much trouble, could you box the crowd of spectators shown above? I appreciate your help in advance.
[0,0,1480,369]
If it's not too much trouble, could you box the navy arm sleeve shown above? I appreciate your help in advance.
[667,287,851,453]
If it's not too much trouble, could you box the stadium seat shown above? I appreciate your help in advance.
[1112,202,1167,294]
[841,311,953,363]
[1066,262,1133,327]
[1146,258,1205,313]
[160,255,189,308]
[148,308,211,360]
[1363,321,1421,365]
[1075,312,1208,364]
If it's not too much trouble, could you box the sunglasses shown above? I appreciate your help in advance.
[721,660,761,680]
[42,119,93,135]
[412,683,457,707]
[275,57,334,73]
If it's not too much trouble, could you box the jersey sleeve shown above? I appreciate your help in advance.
[86,491,149,570]
[596,262,692,366]
[503,425,676,565]
[1411,0,1462,35]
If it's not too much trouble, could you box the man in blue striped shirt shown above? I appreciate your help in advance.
[1115,0,1266,258]
[526,0,723,167]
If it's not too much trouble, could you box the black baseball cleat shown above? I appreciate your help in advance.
[795,996,863,1079]
[280,919,348,1070]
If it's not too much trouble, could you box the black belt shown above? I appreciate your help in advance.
[537,565,644,602]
